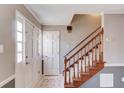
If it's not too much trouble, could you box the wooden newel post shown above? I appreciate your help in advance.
[64,57,67,85]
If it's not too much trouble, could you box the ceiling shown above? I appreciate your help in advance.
[25,4,124,25]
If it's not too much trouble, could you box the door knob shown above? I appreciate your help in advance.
[26,62,30,65]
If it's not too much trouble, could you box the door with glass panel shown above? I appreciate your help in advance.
[16,15,34,88]
[15,16,25,88]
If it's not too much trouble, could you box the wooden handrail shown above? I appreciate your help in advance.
[66,29,103,61]
[64,26,101,57]
[64,41,102,71]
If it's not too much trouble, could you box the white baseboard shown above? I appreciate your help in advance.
[105,63,124,67]
[0,74,15,88]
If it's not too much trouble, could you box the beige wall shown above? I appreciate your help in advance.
[43,14,101,73]
[104,14,124,66]
[0,4,41,83]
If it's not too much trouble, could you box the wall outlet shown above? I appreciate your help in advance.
[0,44,4,54]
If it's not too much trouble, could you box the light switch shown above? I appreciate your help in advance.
[0,44,4,53]
[122,77,124,82]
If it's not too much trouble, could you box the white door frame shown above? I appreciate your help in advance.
[43,31,60,75]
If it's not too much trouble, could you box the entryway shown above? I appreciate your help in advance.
[43,31,60,75]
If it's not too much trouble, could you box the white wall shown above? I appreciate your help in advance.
[104,14,124,65]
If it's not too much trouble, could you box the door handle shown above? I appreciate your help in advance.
[26,62,30,65]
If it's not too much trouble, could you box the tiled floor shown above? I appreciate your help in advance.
[36,75,64,88]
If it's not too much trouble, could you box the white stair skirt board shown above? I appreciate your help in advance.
[0,75,15,87]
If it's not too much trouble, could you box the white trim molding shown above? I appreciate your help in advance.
[0,75,15,87]
[24,5,41,24]
[105,63,124,67]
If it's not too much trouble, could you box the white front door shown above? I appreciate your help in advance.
[15,11,42,88]
[15,15,25,88]
[25,21,34,87]
[43,31,59,75]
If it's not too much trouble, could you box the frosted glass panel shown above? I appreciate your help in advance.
[17,32,22,41]
[17,53,22,63]
[17,21,22,32]
[17,43,22,52]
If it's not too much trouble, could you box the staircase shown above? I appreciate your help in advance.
[64,26,105,88]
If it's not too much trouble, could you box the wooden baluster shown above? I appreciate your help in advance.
[64,57,67,84]
[81,49,83,72]
[98,34,101,63]
[77,53,80,78]
[69,60,71,84]
[84,47,86,72]
[73,56,75,79]
[92,39,95,66]
[92,41,94,67]
[101,30,104,62]
[88,44,90,68]
[95,37,97,66]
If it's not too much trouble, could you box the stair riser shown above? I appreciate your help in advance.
[81,75,90,81]
[97,65,104,70]
[89,69,98,75]
[73,81,82,87]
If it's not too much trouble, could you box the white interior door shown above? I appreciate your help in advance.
[25,21,34,87]
[43,31,59,75]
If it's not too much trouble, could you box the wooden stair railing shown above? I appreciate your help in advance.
[64,26,104,88]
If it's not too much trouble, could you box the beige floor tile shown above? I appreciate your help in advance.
[38,75,64,88]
